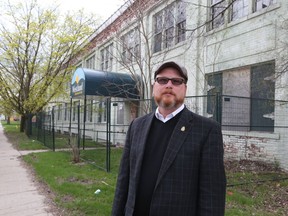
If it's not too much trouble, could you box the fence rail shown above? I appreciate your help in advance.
[29,95,288,172]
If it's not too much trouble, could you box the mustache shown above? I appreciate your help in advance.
[161,90,175,96]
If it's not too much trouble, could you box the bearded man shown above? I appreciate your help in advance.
[112,62,226,216]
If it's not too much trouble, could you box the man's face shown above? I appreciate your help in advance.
[153,67,187,112]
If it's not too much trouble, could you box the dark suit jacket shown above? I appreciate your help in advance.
[112,107,226,216]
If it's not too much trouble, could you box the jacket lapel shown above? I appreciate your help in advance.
[155,108,194,187]
[137,112,154,154]
[134,112,155,180]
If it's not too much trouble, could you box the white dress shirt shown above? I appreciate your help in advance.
[155,104,185,123]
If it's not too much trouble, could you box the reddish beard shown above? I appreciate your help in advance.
[154,90,182,109]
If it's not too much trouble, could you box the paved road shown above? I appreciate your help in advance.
[0,122,54,216]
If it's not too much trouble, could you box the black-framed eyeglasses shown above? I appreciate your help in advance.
[155,77,186,86]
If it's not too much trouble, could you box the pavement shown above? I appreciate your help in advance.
[0,122,54,216]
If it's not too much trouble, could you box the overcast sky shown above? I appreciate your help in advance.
[0,0,125,22]
[48,0,125,21]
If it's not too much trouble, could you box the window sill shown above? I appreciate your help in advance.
[223,130,280,140]
[152,40,187,57]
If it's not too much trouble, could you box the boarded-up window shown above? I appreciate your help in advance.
[250,62,275,132]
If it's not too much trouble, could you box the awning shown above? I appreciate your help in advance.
[71,68,140,99]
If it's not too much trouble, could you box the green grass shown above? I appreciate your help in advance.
[1,121,49,150]
[225,162,288,216]
[23,150,121,215]
[225,182,287,216]
[2,121,288,215]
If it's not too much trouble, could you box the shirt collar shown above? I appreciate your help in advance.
[155,104,185,123]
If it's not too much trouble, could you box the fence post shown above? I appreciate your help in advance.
[52,107,55,151]
[215,92,222,124]
[36,113,41,140]
[106,98,111,172]
[43,112,46,147]
[83,95,87,150]
[77,104,81,149]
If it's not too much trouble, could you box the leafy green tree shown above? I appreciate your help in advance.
[0,0,98,133]
[0,100,13,124]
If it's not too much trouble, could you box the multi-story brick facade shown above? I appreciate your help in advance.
[51,0,288,170]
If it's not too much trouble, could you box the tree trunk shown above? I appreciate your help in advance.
[20,115,25,132]
[6,116,10,125]
[25,114,33,137]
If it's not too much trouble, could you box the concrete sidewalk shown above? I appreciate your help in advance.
[0,122,54,216]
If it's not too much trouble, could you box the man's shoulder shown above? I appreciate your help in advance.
[132,112,154,124]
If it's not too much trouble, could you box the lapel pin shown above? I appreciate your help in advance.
[181,126,185,132]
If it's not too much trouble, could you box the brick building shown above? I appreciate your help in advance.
[49,0,288,170]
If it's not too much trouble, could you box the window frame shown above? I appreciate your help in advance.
[153,11,163,53]
[98,101,107,123]
[153,0,186,53]
[176,0,186,43]
[100,43,113,71]
[206,62,275,132]
[121,27,140,64]
[87,100,93,122]
[231,0,249,21]
[163,3,175,49]
[64,103,68,121]
[210,0,226,29]
[254,0,276,12]
[57,104,62,121]
[85,54,96,69]
[116,102,125,125]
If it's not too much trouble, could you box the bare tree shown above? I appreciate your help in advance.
[93,0,238,103]
[275,17,288,90]
[89,0,195,114]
